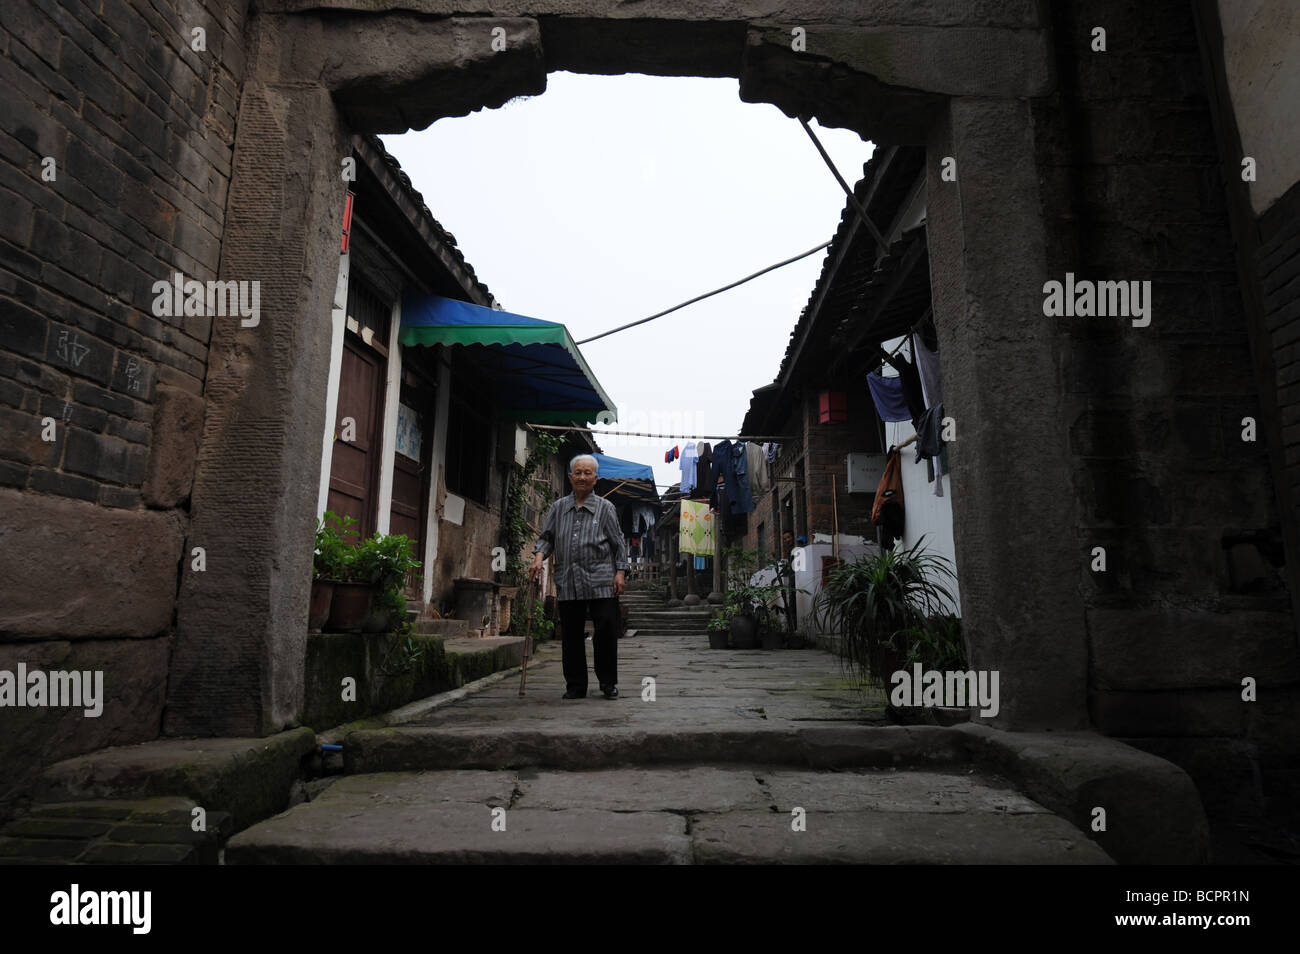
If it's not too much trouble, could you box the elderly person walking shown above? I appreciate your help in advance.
[529,454,630,699]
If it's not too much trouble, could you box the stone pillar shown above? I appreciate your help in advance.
[924,97,1090,730]
[683,540,700,606]
[667,534,682,606]
[165,11,546,736]
[165,78,348,736]
[707,512,725,604]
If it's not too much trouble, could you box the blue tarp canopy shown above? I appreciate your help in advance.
[591,453,659,507]
[591,454,654,482]
[399,294,617,425]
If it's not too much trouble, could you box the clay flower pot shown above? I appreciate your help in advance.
[327,581,372,633]
[309,580,334,632]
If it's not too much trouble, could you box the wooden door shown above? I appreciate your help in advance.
[328,336,385,538]
[388,366,435,559]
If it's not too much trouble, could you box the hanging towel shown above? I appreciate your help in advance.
[867,373,912,423]
[678,499,714,555]
[694,555,706,570]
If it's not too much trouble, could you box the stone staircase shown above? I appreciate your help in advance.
[620,584,713,641]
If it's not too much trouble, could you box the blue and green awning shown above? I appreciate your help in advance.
[399,295,617,425]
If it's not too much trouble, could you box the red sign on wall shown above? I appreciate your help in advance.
[341,192,355,252]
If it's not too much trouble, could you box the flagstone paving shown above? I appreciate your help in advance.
[226,604,1113,864]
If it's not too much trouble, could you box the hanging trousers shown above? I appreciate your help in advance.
[558,597,620,693]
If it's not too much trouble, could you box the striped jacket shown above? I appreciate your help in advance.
[534,492,630,601]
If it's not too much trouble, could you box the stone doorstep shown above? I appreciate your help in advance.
[34,728,318,835]
[223,768,1112,865]
[0,797,233,865]
[340,724,1209,864]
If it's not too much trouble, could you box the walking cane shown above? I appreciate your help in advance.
[518,575,540,697]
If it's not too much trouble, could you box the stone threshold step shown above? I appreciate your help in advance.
[223,768,1111,865]
[33,729,317,835]
[337,724,1208,864]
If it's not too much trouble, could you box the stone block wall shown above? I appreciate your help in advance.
[1033,0,1300,815]
[0,0,250,815]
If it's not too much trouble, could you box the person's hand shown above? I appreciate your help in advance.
[613,570,626,596]
[528,554,543,584]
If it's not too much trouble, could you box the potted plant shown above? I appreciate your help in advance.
[352,532,422,633]
[814,536,959,692]
[705,605,733,650]
[719,547,788,650]
[314,511,362,631]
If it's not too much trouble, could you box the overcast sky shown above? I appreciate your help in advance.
[381,71,873,493]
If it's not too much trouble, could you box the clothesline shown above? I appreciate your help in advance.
[526,423,795,441]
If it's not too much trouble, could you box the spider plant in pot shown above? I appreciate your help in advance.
[814,536,958,688]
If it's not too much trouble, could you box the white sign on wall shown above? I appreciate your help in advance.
[395,403,422,460]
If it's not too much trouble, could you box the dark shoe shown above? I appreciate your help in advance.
[562,690,586,700]
[601,685,619,700]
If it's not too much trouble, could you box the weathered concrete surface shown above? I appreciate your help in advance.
[227,765,1108,864]
[925,97,1090,730]
[260,14,548,132]
[324,630,1203,862]
[35,729,316,833]
[691,809,1109,864]
[0,637,170,821]
[302,631,527,731]
[141,385,204,508]
[955,723,1211,865]
[0,488,184,640]
[0,797,232,866]
[226,771,691,864]
[165,71,348,738]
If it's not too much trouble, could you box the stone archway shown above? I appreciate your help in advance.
[165,2,1088,736]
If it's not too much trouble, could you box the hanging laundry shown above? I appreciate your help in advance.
[912,331,943,409]
[694,555,707,571]
[709,440,754,516]
[679,441,698,495]
[745,441,769,495]
[867,372,912,423]
[897,354,926,422]
[763,442,780,464]
[914,402,946,497]
[695,441,713,497]
[871,448,905,547]
[678,499,715,556]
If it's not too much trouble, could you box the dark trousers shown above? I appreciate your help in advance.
[558,597,619,694]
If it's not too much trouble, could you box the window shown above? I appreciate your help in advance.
[444,390,491,504]
[346,277,391,346]
[757,522,767,562]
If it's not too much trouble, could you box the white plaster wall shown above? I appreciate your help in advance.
[1217,0,1300,215]
[880,334,960,615]
[316,252,350,519]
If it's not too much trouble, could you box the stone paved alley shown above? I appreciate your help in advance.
[223,597,1121,864]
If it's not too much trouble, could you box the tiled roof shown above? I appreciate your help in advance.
[360,133,496,306]
[742,145,927,434]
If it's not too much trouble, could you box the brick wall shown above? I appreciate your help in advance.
[0,0,250,815]
[802,385,877,541]
[1034,0,1300,816]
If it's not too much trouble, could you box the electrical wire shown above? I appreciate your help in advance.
[574,241,832,345]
